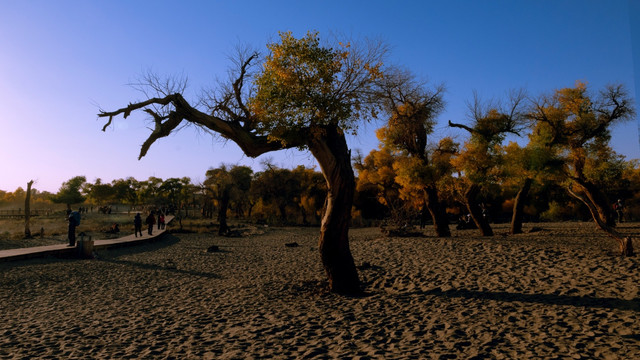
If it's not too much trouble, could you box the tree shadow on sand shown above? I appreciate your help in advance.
[97,257,221,279]
[95,233,220,279]
[419,287,640,312]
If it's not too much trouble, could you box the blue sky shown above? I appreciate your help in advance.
[0,0,638,193]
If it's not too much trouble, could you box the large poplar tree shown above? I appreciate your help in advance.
[529,82,635,255]
[99,31,386,294]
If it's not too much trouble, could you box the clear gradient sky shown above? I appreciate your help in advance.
[1,0,638,193]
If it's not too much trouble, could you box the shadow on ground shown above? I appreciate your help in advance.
[418,287,640,312]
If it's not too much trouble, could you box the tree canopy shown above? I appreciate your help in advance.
[51,176,86,206]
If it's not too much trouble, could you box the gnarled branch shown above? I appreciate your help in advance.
[99,93,304,159]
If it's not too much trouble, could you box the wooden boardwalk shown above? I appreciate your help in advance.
[0,216,174,262]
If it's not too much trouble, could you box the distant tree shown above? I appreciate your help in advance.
[138,177,163,206]
[51,176,87,207]
[251,165,301,223]
[292,165,327,225]
[374,69,453,236]
[449,90,527,236]
[159,177,192,211]
[11,188,26,204]
[85,178,115,206]
[228,166,253,218]
[204,165,252,235]
[528,82,635,254]
[112,177,140,211]
[354,147,401,215]
[100,31,386,294]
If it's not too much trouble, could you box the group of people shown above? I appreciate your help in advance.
[133,210,166,237]
[67,208,168,246]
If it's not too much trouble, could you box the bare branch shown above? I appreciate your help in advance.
[232,51,259,120]
[447,119,476,134]
[100,96,174,131]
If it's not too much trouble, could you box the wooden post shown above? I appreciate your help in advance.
[76,234,94,259]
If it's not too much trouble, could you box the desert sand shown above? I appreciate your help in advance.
[1,222,639,359]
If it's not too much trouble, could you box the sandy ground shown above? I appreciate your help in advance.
[1,222,639,359]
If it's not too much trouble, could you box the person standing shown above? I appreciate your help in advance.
[134,213,143,237]
[145,211,156,236]
[614,199,625,223]
[67,209,80,246]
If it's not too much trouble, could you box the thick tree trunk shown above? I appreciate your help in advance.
[464,184,493,236]
[567,186,634,256]
[24,180,34,238]
[510,178,532,235]
[309,125,360,295]
[424,186,451,237]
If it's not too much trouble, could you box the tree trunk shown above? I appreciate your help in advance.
[278,204,287,223]
[567,186,634,256]
[247,201,255,220]
[301,206,309,226]
[464,184,493,236]
[24,180,34,238]
[217,192,230,236]
[580,180,616,227]
[510,178,532,235]
[309,125,360,295]
[424,186,450,237]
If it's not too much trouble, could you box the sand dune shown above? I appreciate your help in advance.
[1,222,639,359]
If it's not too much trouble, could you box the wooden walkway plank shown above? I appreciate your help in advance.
[0,216,174,262]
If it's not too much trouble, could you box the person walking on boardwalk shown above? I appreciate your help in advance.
[145,211,156,236]
[134,213,143,237]
[158,213,165,230]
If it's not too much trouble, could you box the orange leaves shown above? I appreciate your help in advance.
[556,81,591,115]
